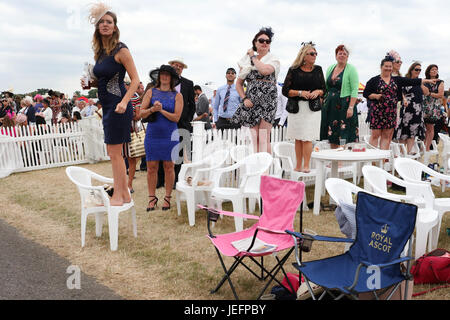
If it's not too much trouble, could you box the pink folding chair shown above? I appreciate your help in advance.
[198,175,305,300]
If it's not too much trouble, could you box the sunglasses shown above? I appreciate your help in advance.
[414,68,422,72]
[395,60,403,64]
[307,52,318,56]
[257,38,271,44]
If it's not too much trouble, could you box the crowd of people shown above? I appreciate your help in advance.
[1,2,449,210]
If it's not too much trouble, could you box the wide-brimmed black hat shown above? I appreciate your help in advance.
[149,65,181,87]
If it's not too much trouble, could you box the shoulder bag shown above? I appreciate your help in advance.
[286,98,299,114]
[128,123,146,158]
[309,97,323,112]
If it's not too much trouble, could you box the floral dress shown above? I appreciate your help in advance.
[321,69,359,144]
[231,70,277,127]
[369,78,398,130]
[395,85,425,141]
[423,80,444,124]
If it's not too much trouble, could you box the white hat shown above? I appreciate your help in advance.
[88,2,112,26]
[168,57,188,69]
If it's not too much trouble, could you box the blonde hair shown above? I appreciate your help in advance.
[92,11,120,61]
[291,45,316,69]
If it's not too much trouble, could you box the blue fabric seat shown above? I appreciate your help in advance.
[287,192,417,300]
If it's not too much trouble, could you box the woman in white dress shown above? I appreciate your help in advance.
[282,43,326,173]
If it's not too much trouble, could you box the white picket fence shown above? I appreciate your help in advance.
[0,113,370,178]
[0,118,109,177]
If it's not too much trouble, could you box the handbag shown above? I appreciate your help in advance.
[128,125,146,158]
[309,97,323,112]
[410,248,450,285]
[286,98,299,114]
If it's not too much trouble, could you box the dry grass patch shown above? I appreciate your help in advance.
[0,154,449,300]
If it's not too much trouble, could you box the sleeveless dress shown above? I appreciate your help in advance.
[321,68,359,144]
[144,88,179,161]
[423,80,444,124]
[395,84,425,141]
[231,70,277,127]
[93,42,133,145]
[369,78,398,130]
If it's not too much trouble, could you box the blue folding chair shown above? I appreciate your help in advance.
[287,192,417,300]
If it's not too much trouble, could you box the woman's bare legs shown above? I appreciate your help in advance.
[369,129,382,148]
[294,140,303,171]
[127,156,137,191]
[380,129,394,150]
[107,144,131,206]
[302,141,313,173]
[146,161,158,209]
[162,161,175,209]
[425,123,434,151]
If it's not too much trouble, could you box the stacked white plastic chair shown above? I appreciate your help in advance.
[438,133,450,174]
[362,165,439,259]
[394,157,450,250]
[65,166,137,251]
[211,152,273,231]
[176,149,230,227]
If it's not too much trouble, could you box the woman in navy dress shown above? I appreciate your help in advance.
[85,4,140,206]
[140,65,183,211]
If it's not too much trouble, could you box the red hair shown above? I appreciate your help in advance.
[335,45,348,55]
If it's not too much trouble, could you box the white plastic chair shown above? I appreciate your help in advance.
[176,149,230,227]
[211,152,273,231]
[394,157,450,249]
[438,133,450,174]
[65,166,137,251]
[273,141,317,211]
[362,165,439,259]
[416,139,438,165]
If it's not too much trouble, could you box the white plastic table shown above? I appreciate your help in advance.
[311,149,392,215]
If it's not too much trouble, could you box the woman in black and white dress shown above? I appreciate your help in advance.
[282,43,326,173]
[232,27,280,154]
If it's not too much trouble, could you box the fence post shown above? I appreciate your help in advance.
[191,121,205,163]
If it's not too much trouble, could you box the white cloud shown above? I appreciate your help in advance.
[1,0,449,96]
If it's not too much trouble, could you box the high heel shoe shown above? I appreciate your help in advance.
[162,196,171,211]
[146,195,158,212]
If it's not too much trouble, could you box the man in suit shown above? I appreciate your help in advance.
[156,58,196,188]
[193,85,212,130]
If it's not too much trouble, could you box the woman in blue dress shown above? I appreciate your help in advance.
[85,4,140,206]
[140,65,183,211]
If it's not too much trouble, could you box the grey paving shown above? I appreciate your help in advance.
[0,218,122,300]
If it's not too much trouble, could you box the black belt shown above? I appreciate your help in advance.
[218,117,232,121]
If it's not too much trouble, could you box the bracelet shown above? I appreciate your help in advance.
[250,55,256,60]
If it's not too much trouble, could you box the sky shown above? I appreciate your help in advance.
[1,0,449,99]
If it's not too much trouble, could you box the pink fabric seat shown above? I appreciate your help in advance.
[199,175,305,299]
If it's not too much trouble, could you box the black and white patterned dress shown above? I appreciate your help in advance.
[231,70,278,127]
[395,84,425,141]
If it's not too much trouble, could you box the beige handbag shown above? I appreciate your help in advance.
[128,125,146,158]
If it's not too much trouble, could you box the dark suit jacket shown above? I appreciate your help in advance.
[178,76,196,132]
[25,106,36,123]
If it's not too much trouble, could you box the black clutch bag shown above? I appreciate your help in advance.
[141,102,157,123]
[286,98,299,114]
[309,97,323,112]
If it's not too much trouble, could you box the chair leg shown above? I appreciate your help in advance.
[232,199,245,231]
[176,190,182,217]
[81,210,87,247]
[186,190,196,227]
[131,206,137,238]
[414,224,429,259]
[95,213,103,237]
[108,209,119,251]
[430,213,443,250]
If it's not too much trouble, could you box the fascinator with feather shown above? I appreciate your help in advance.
[88,2,112,26]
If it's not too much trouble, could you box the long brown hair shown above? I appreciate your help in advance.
[405,62,421,79]
[92,11,120,61]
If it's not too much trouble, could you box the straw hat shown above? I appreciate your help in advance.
[168,57,188,69]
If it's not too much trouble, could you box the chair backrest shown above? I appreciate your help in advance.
[273,141,296,171]
[325,178,363,206]
[66,166,93,188]
[230,144,253,163]
[349,192,417,267]
[362,165,389,194]
[203,140,235,157]
[240,152,273,193]
[394,158,426,182]
[258,175,305,232]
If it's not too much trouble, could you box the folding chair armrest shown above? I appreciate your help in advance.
[285,230,354,243]
[360,256,413,269]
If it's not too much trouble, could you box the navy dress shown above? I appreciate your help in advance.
[144,88,179,161]
[93,42,133,145]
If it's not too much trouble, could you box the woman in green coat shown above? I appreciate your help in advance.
[320,45,360,148]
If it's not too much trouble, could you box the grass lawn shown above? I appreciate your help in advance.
[0,158,448,300]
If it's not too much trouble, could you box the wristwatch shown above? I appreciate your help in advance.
[298,90,302,97]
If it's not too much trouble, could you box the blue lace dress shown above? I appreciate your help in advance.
[144,88,179,161]
[93,42,133,145]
